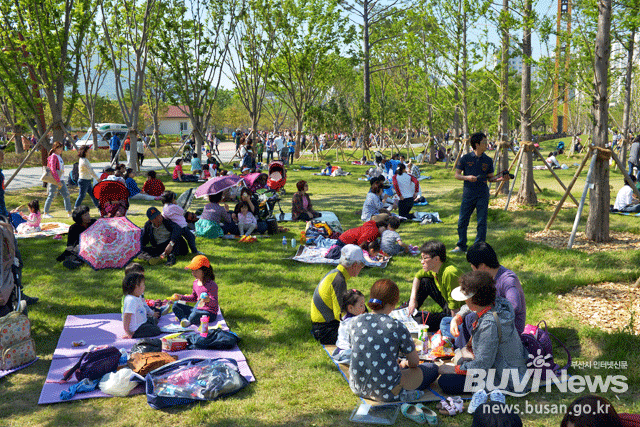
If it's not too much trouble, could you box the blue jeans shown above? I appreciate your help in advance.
[75,179,99,209]
[44,181,72,214]
[440,313,477,349]
[266,151,274,164]
[456,188,489,251]
[172,303,210,326]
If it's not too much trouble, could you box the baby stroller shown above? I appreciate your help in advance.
[267,161,287,194]
[255,189,284,232]
[92,180,130,218]
[0,216,24,317]
[243,172,268,193]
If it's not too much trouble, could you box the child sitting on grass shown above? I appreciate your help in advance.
[122,272,161,338]
[170,255,219,328]
[332,289,366,364]
[380,216,418,256]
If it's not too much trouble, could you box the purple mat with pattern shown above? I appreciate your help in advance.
[39,312,254,405]
[0,358,38,379]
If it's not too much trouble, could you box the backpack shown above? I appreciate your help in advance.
[520,320,571,380]
[0,311,36,370]
[62,346,121,382]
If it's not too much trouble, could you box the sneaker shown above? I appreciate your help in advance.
[450,247,466,254]
[160,304,172,316]
[399,389,424,402]
[467,389,488,414]
[42,213,53,219]
[488,389,506,404]
[165,254,176,266]
[180,319,191,328]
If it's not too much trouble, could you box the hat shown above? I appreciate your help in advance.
[340,244,366,266]
[185,255,210,270]
[146,207,161,220]
[451,286,475,301]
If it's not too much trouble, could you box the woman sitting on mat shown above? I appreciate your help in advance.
[348,278,438,402]
[172,158,199,182]
[291,180,320,221]
[437,270,528,395]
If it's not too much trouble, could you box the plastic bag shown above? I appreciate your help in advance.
[99,368,138,397]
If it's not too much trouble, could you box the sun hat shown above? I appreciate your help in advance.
[146,207,161,220]
[451,286,475,301]
[340,244,366,266]
[185,255,210,270]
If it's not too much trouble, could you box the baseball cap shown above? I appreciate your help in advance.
[185,255,210,270]
[146,207,161,220]
[451,286,475,301]
[340,244,366,266]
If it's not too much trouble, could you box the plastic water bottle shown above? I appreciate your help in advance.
[282,236,287,246]
[291,238,296,247]
[200,315,209,337]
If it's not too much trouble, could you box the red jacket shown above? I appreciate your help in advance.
[338,220,380,246]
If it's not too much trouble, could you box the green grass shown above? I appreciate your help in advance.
[2,144,640,427]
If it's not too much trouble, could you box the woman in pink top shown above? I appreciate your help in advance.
[43,141,72,218]
[160,191,202,256]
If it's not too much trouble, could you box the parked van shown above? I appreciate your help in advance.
[76,123,129,149]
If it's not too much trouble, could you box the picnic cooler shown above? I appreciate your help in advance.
[0,311,36,370]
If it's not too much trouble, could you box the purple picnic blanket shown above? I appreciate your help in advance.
[0,358,38,379]
[39,312,254,405]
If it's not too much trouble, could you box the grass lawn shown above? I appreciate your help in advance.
[2,140,640,426]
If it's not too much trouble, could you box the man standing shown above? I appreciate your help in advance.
[109,133,121,163]
[628,136,640,182]
[310,245,366,345]
[451,132,509,253]
[406,241,463,331]
[287,137,296,165]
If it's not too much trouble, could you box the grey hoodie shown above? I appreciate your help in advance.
[459,297,529,391]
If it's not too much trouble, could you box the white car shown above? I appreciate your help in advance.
[75,123,129,149]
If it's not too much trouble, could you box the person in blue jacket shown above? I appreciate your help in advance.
[109,133,121,163]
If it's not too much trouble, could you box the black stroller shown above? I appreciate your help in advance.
[255,189,285,233]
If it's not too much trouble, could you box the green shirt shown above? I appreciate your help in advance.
[415,259,463,310]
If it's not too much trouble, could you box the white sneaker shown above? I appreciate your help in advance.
[42,213,53,219]
[488,389,506,404]
[468,389,488,414]
[180,319,191,328]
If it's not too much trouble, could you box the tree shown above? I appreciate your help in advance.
[270,0,350,159]
[155,0,237,160]
[227,0,279,149]
[143,54,171,150]
[585,0,613,242]
[100,0,158,171]
[0,0,94,163]
[339,0,407,149]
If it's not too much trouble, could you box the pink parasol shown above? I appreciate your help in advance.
[194,175,244,198]
[78,217,141,270]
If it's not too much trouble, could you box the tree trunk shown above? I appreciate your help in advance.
[295,115,303,159]
[621,28,635,164]
[461,11,469,142]
[585,0,612,242]
[498,0,510,193]
[362,0,371,151]
[516,0,536,205]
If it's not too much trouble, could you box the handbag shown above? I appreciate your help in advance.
[39,168,57,185]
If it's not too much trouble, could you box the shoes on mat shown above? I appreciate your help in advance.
[438,396,464,416]
[401,403,438,425]
[160,304,172,316]
[468,389,488,414]
[180,319,191,328]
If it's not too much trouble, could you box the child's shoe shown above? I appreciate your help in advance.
[467,389,488,414]
[488,389,506,404]
[160,304,172,315]
[180,319,191,328]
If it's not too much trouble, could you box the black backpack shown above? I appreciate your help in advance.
[62,346,121,381]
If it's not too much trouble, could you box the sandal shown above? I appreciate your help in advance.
[437,396,464,416]
[401,403,427,424]
[414,403,438,425]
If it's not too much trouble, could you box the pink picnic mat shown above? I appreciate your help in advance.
[39,312,255,405]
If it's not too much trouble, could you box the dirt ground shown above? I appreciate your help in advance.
[524,228,640,335]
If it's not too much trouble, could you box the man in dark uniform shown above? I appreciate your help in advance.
[451,132,509,253]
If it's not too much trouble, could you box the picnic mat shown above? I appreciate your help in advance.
[39,312,255,405]
[0,358,38,380]
[411,212,442,223]
[292,245,389,268]
[322,345,445,406]
[15,222,70,239]
[278,211,339,224]
[611,211,640,217]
